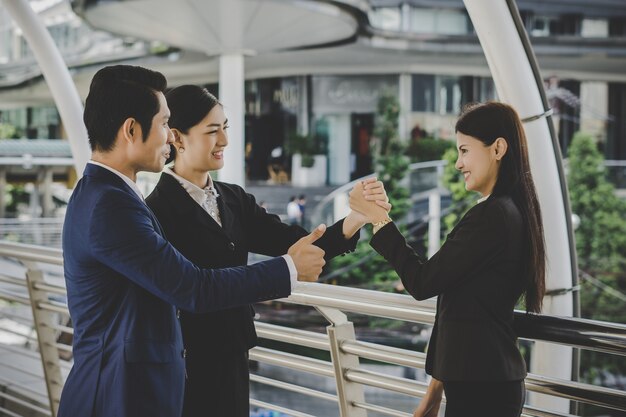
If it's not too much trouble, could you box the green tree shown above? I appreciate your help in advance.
[0,123,17,139]
[406,137,455,162]
[328,91,410,291]
[567,132,626,387]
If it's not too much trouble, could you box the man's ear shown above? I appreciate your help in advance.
[121,118,137,144]
[494,137,508,161]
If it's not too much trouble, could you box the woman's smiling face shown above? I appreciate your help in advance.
[454,132,501,197]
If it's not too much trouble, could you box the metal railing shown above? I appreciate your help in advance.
[0,241,625,417]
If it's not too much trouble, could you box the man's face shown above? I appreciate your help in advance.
[131,92,173,173]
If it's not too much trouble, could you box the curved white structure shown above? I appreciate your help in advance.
[464,0,578,412]
[1,0,90,177]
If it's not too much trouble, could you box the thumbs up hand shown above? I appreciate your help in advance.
[288,224,327,282]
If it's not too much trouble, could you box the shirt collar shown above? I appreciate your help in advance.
[163,166,217,206]
[88,160,144,201]
[477,194,491,204]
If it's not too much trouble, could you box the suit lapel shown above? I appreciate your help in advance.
[213,182,234,234]
[157,174,231,240]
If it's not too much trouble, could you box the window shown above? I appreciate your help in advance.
[409,8,469,35]
[412,74,436,112]
[369,7,401,31]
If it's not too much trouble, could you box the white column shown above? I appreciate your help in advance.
[0,168,6,218]
[218,53,245,186]
[297,76,309,136]
[2,0,89,176]
[580,82,608,140]
[398,73,412,142]
[42,167,53,217]
[463,0,575,412]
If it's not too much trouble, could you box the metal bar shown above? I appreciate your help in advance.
[525,373,626,412]
[55,343,72,353]
[26,267,63,416]
[341,339,426,369]
[0,274,27,287]
[522,405,576,417]
[0,390,52,415]
[351,401,412,417]
[0,291,30,304]
[255,322,329,351]
[0,405,24,417]
[32,282,67,296]
[249,374,337,402]
[0,325,37,342]
[0,310,34,324]
[0,344,72,370]
[0,248,63,265]
[345,368,429,398]
[51,324,74,335]
[0,374,50,401]
[249,347,335,378]
[0,360,45,379]
[514,312,626,357]
[37,301,69,315]
[249,399,316,417]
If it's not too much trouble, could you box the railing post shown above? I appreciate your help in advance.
[25,265,63,417]
[317,306,367,417]
[428,190,441,259]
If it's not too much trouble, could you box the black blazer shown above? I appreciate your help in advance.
[146,173,359,358]
[371,196,528,382]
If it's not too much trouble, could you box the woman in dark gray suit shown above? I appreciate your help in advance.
[146,85,390,417]
[350,102,546,417]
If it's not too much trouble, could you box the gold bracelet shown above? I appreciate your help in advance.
[372,218,392,234]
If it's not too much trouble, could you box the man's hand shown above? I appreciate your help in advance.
[288,224,327,282]
[349,178,392,224]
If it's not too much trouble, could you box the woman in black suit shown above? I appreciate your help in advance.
[145,85,390,417]
[350,102,546,417]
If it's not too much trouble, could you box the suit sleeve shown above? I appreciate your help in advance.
[88,189,291,313]
[240,188,359,259]
[370,201,508,300]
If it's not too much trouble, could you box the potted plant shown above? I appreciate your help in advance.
[286,133,327,186]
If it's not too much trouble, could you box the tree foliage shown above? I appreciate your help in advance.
[328,91,410,291]
[567,132,626,386]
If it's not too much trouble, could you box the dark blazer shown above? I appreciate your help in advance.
[58,164,291,417]
[145,172,360,357]
[371,196,528,382]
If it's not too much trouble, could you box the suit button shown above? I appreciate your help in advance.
[182,349,187,358]
[176,309,181,319]
[228,242,235,251]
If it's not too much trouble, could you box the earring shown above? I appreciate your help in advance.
[178,147,185,154]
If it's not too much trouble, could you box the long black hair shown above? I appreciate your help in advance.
[164,85,221,164]
[455,101,546,313]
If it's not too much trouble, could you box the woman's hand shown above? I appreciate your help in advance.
[349,177,391,224]
[414,378,443,417]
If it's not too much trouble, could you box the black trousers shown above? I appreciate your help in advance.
[182,350,250,417]
[443,380,525,417]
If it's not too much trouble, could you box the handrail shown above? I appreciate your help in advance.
[1,240,625,417]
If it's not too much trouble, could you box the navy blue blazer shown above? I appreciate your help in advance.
[58,164,291,417]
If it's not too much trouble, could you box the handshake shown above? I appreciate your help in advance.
[288,178,391,283]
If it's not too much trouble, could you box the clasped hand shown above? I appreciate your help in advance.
[349,177,392,224]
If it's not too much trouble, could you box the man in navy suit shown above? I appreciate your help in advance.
[58,65,326,417]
